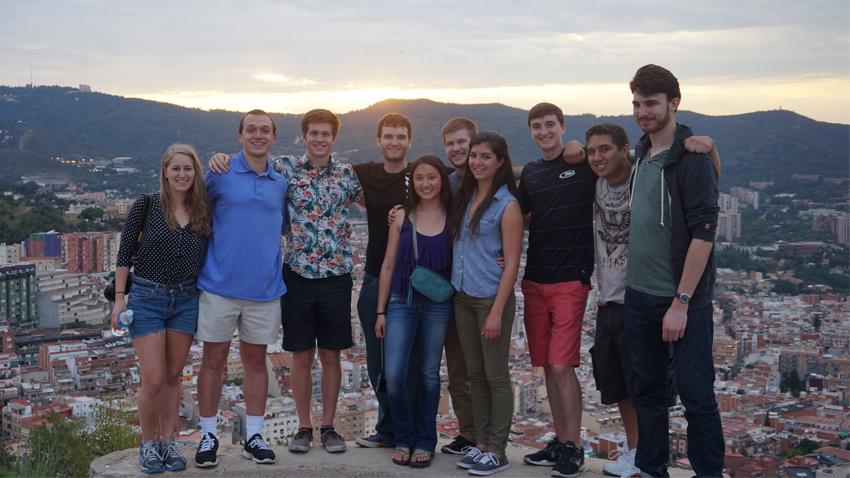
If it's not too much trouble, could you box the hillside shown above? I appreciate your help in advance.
[1,86,847,189]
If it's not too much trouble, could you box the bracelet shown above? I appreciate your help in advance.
[376,311,386,316]
[115,291,125,295]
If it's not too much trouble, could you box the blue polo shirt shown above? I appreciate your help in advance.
[198,152,288,301]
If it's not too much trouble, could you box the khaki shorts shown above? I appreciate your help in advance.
[196,290,281,345]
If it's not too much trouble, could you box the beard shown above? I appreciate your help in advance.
[638,105,674,134]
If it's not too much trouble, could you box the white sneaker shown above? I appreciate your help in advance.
[602,447,640,477]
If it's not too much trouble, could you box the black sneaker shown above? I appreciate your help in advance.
[242,433,276,464]
[194,432,219,468]
[523,438,564,466]
[441,435,476,455]
[551,441,584,478]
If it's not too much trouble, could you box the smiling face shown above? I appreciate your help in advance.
[587,133,630,181]
[529,113,566,157]
[412,163,442,202]
[468,142,503,184]
[632,92,679,135]
[443,128,472,169]
[377,125,411,163]
[164,152,196,195]
[238,113,277,159]
[303,121,335,160]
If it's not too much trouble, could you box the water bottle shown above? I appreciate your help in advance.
[118,309,134,328]
[113,309,134,337]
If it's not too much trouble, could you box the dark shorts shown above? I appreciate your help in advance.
[281,267,353,352]
[590,303,631,405]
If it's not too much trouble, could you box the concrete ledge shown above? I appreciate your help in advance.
[92,442,694,477]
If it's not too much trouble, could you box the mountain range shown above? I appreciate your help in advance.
[1,86,847,189]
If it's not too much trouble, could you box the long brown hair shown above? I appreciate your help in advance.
[159,144,211,236]
[448,131,517,238]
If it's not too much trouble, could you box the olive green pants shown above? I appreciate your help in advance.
[453,291,515,456]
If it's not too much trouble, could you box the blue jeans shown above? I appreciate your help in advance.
[384,293,452,453]
[127,275,199,338]
[624,288,724,478]
[358,275,421,441]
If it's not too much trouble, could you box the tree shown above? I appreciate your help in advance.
[798,438,820,455]
[772,279,798,295]
[79,207,104,221]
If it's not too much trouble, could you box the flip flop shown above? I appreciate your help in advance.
[409,449,433,468]
[392,447,411,466]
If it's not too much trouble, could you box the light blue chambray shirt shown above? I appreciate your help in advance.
[451,184,517,298]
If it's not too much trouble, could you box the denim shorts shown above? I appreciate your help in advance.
[126,275,199,338]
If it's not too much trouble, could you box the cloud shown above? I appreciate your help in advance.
[252,73,316,86]
[1,0,848,122]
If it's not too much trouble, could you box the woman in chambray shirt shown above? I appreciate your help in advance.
[447,132,523,476]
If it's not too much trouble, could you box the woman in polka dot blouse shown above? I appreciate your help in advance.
[111,143,211,473]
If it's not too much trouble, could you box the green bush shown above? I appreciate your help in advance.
[8,404,139,477]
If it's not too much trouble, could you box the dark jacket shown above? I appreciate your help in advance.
[633,123,719,308]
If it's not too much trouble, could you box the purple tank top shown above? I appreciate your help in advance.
[390,215,452,296]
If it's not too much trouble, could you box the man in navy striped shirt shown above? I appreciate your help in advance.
[518,102,595,477]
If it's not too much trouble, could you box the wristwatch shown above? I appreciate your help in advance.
[677,292,691,305]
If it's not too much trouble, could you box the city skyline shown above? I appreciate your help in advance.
[2,1,849,124]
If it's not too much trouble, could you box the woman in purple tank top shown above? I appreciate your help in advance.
[375,155,453,468]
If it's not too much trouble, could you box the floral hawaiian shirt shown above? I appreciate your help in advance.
[272,155,363,279]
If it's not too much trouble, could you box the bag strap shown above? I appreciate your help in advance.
[130,194,152,264]
[135,194,152,243]
[411,210,419,265]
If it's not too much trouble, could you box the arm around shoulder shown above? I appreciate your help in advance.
[682,156,719,242]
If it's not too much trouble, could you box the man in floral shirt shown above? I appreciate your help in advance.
[207,109,361,454]
[274,109,363,455]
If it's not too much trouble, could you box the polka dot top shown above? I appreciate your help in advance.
[116,193,210,285]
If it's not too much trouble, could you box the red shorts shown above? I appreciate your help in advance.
[521,279,590,367]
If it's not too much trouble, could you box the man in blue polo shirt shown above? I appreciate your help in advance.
[194,110,287,468]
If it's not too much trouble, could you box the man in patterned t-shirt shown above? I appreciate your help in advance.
[275,109,363,455]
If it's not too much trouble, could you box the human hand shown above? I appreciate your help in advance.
[387,205,402,226]
[375,315,386,338]
[662,302,688,342]
[563,140,586,164]
[481,311,502,341]
[111,298,127,330]
[209,153,232,174]
[683,136,714,155]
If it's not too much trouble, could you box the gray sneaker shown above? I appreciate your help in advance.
[159,438,186,472]
[457,446,483,469]
[138,439,163,474]
[288,427,313,453]
[320,428,347,453]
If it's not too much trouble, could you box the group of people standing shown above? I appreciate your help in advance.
[112,64,725,478]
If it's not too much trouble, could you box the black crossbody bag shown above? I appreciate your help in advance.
[104,195,151,302]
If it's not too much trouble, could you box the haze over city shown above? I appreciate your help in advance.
[2,0,849,124]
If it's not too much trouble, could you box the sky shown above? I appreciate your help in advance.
[2,0,849,124]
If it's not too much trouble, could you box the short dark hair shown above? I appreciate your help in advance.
[630,64,681,102]
[441,117,478,141]
[376,113,412,139]
[239,109,276,135]
[301,109,340,138]
[585,123,629,150]
[527,102,564,127]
